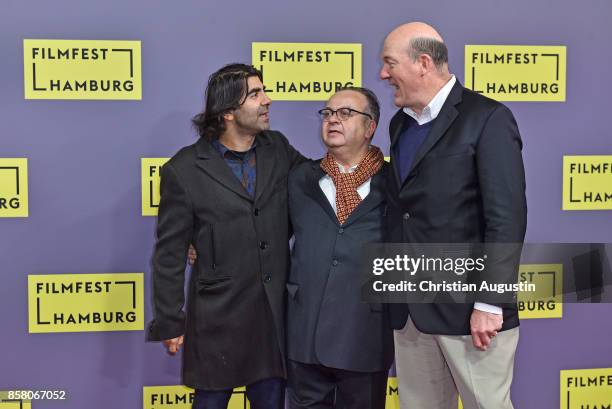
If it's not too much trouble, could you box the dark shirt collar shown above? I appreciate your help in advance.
[211,138,257,160]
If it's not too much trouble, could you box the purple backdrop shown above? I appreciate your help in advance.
[2,0,612,408]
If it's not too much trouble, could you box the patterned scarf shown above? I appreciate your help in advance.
[320,146,384,225]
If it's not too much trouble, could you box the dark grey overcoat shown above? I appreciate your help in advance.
[147,130,303,390]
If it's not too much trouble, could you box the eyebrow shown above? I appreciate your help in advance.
[324,105,356,110]
[246,87,263,96]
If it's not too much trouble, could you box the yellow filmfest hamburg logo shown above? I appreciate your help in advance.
[561,368,612,409]
[252,42,362,100]
[517,264,563,319]
[142,158,170,216]
[0,391,32,409]
[0,158,28,217]
[23,39,142,100]
[143,386,250,409]
[465,45,566,101]
[28,273,144,333]
[563,155,612,210]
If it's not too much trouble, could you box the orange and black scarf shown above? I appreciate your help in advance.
[320,146,384,225]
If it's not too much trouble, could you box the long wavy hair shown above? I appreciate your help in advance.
[192,63,263,141]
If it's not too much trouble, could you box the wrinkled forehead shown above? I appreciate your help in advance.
[382,33,410,58]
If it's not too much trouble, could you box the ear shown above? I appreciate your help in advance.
[365,119,377,140]
[223,111,234,122]
[418,53,434,74]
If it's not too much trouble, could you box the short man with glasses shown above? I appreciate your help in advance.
[285,87,394,409]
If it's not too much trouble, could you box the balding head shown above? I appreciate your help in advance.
[388,22,444,42]
[385,22,448,71]
[380,22,452,111]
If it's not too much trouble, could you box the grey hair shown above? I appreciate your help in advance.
[338,86,380,125]
[408,37,448,69]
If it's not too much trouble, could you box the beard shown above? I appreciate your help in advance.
[233,106,270,134]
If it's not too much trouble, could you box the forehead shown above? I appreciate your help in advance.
[246,75,263,90]
[326,90,367,109]
[381,34,408,59]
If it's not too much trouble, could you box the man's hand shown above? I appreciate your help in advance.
[187,245,197,265]
[163,335,184,355]
[470,309,503,351]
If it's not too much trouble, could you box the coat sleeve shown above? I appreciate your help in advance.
[475,104,527,305]
[276,130,309,169]
[147,162,194,341]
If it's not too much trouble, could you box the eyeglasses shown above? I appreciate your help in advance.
[317,107,373,122]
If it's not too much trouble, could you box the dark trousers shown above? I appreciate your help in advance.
[287,360,388,409]
[192,377,285,409]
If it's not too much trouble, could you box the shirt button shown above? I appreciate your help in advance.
[253,208,260,216]
[332,260,339,266]
[338,228,344,234]
[263,274,271,283]
[259,241,268,250]
[403,212,410,220]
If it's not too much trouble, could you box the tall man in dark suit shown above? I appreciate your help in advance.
[379,23,527,409]
[147,63,303,409]
[286,87,393,409]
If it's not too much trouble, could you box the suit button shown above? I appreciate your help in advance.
[338,228,344,234]
[332,260,338,266]
[259,241,268,249]
[253,208,260,216]
[403,212,410,220]
[263,274,271,283]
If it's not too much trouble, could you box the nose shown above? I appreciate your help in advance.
[379,66,389,80]
[262,91,272,105]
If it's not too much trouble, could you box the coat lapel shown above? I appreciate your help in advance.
[389,112,408,190]
[305,161,339,225]
[194,137,252,202]
[254,133,274,202]
[399,81,463,190]
[390,111,409,151]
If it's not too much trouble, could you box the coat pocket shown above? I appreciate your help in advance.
[197,276,232,294]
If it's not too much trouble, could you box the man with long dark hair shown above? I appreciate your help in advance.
[147,63,303,409]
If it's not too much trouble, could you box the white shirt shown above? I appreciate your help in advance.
[403,75,456,125]
[404,75,502,316]
[319,162,370,214]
